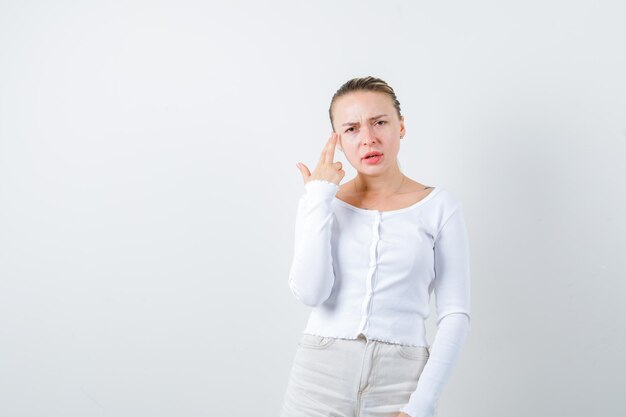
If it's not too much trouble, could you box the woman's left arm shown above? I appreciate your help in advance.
[398,204,472,417]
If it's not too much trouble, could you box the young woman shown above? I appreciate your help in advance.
[280,76,471,417]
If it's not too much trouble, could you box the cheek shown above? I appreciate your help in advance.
[341,135,361,152]
[341,143,360,160]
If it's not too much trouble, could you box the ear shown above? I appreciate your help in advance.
[399,115,406,138]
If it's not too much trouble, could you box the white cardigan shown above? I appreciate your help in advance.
[288,179,471,417]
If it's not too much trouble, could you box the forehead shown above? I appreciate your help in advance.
[333,91,394,122]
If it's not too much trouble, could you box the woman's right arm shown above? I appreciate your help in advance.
[288,179,339,307]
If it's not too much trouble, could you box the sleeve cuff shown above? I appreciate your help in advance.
[304,179,339,200]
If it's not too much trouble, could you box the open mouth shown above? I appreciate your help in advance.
[362,153,383,164]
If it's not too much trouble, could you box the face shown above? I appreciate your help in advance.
[332,90,405,173]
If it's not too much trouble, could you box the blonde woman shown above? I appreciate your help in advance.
[280,76,471,417]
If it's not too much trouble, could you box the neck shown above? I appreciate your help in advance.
[355,165,404,195]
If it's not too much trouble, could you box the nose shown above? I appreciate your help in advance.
[360,124,377,145]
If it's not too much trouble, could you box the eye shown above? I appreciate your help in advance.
[345,127,354,133]
[376,120,386,125]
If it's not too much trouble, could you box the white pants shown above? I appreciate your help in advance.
[280,333,430,417]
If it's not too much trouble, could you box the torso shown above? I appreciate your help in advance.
[336,177,435,212]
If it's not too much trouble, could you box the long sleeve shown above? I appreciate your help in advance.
[399,205,472,417]
[288,179,339,307]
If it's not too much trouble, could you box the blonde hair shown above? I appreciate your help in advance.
[328,76,402,132]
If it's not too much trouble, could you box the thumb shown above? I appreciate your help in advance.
[296,162,311,182]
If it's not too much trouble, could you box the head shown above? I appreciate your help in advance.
[328,76,405,174]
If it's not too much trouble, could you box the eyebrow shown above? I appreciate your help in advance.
[341,114,389,127]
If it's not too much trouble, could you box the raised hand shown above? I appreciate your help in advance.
[296,132,345,186]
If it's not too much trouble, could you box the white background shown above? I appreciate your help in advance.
[1,0,625,416]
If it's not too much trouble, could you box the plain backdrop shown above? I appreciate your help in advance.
[1,0,625,416]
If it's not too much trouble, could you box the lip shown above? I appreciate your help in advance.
[362,151,383,160]
[362,154,383,165]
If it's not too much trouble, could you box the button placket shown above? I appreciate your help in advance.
[357,212,382,335]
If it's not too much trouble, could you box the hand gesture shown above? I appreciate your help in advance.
[296,132,345,186]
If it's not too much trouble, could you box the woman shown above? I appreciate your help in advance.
[280,76,471,417]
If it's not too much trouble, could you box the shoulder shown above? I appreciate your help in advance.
[433,186,462,208]
[419,186,465,233]
[430,187,469,239]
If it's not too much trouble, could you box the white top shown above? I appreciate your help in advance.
[288,179,471,417]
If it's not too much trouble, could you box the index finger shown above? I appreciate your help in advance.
[318,133,335,165]
[324,133,338,164]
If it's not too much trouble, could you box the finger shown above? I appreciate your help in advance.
[318,135,332,165]
[325,133,337,165]
[318,133,335,165]
[297,162,311,181]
